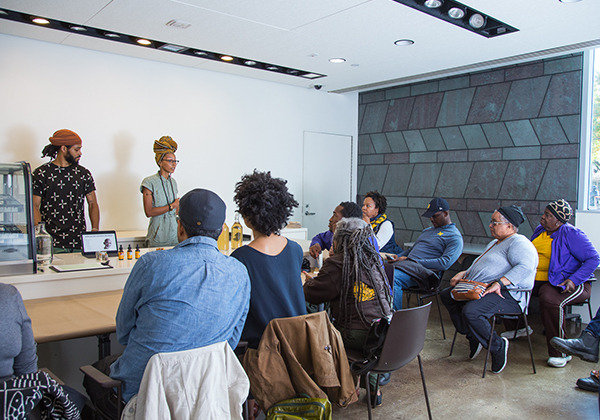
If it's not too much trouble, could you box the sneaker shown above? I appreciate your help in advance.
[378,373,391,386]
[576,371,600,392]
[469,339,482,360]
[547,355,572,368]
[491,337,509,373]
[500,326,533,340]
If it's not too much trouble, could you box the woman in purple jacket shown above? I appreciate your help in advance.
[504,199,600,368]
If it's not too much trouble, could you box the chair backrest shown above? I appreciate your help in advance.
[374,302,431,372]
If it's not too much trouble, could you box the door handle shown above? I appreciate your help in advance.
[304,211,315,216]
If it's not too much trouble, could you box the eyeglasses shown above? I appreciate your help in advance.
[163,159,179,164]
[489,220,508,225]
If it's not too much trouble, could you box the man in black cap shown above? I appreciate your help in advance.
[84,188,251,416]
[388,198,463,310]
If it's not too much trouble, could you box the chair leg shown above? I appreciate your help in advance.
[406,291,412,308]
[365,373,373,420]
[522,314,536,374]
[587,300,593,322]
[417,354,433,420]
[449,329,458,356]
[482,316,497,378]
[434,294,446,339]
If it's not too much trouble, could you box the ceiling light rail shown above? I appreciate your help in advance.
[393,0,518,38]
[0,8,326,80]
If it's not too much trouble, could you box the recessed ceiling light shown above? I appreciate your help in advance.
[159,44,187,53]
[468,13,486,29]
[244,60,257,66]
[104,32,120,38]
[0,10,8,15]
[69,25,87,32]
[32,17,49,25]
[559,0,582,3]
[329,58,346,63]
[220,55,234,61]
[394,39,415,46]
[448,7,465,19]
[194,50,208,56]
[424,0,443,8]
[137,38,152,46]
[287,69,299,74]
[301,73,323,79]
[266,66,279,71]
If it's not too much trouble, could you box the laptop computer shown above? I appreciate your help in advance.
[81,230,119,258]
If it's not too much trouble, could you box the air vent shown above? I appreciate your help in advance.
[165,19,191,29]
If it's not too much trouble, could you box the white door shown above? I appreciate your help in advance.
[302,132,353,240]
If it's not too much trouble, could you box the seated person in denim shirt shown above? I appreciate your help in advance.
[84,189,251,415]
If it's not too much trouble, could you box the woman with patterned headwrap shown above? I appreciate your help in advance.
[140,136,180,247]
[501,199,600,368]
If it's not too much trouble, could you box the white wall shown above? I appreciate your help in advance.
[0,34,358,232]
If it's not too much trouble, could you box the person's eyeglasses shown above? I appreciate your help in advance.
[489,220,508,225]
[163,159,179,164]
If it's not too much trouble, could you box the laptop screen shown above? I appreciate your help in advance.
[81,231,119,256]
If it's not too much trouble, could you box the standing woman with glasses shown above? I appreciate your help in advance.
[140,136,180,247]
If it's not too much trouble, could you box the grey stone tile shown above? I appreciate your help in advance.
[466,82,511,124]
[408,92,444,129]
[464,161,509,199]
[436,88,475,126]
[439,76,470,91]
[499,160,548,200]
[506,120,539,146]
[501,76,551,120]
[447,198,466,211]
[358,134,375,154]
[539,71,582,117]
[400,208,425,233]
[403,130,428,152]
[502,146,541,160]
[457,211,487,237]
[360,154,384,165]
[358,164,388,195]
[467,199,502,212]
[438,150,468,162]
[517,217,534,239]
[544,54,583,75]
[470,70,505,86]
[360,101,389,134]
[386,207,406,229]
[361,90,385,104]
[410,152,437,163]
[406,163,442,197]
[481,122,514,147]
[385,85,411,100]
[531,117,568,145]
[468,148,502,161]
[384,153,409,164]
[358,104,365,128]
[541,144,579,159]
[421,128,446,151]
[382,164,413,197]
[411,81,439,96]
[395,230,413,247]
[434,162,474,197]
[505,62,544,81]
[384,97,415,132]
[387,196,408,208]
[460,125,489,149]
[450,215,463,234]
[408,197,433,209]
[385,132,409,152]
[439,126,467,150]
[558,115,581,144]
[371,133,391,153]
[357,165,365,188]
[536,159,578,202]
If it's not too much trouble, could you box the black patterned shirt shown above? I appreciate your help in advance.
[32,162,96,249]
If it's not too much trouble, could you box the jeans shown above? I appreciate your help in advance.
[393,269,418,311]
[586,307,600,337]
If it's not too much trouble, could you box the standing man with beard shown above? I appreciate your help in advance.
[32,129,100,252]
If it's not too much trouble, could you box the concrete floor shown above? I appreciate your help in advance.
[330,304,599,420]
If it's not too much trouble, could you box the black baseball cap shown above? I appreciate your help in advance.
[422,197,449,218]
[178,188,226,231]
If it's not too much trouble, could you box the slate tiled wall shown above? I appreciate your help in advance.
[358,53,583,246]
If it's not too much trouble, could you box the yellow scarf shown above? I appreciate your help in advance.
[370,214,387,233]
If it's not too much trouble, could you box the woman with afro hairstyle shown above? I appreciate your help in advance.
[231,170,307,349]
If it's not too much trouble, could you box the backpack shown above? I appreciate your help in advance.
[266,394,332,420]
[349,316,391,375]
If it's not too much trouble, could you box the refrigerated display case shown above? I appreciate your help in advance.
[0,162,36,275]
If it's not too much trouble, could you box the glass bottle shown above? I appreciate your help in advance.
[217,222,230,251]
[231,213,243,249]
[127,244,133,260]
[135,245,140,259]
[35,222,53,268]
[118,245,124,260]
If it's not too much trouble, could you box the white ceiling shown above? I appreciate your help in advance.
[1,0,599,93]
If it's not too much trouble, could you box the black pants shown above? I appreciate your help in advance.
[440,286,522,353]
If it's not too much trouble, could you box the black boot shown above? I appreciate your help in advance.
[550,331,599,363]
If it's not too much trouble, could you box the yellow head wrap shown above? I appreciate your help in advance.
[153,136,178,165]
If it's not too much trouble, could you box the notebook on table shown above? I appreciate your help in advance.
[81,230,119,258]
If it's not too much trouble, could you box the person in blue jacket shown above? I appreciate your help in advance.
[308,201,363,259]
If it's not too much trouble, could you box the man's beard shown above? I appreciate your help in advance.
[65,153,79,166]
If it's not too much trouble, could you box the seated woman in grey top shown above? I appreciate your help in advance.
[440,205,538,374]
